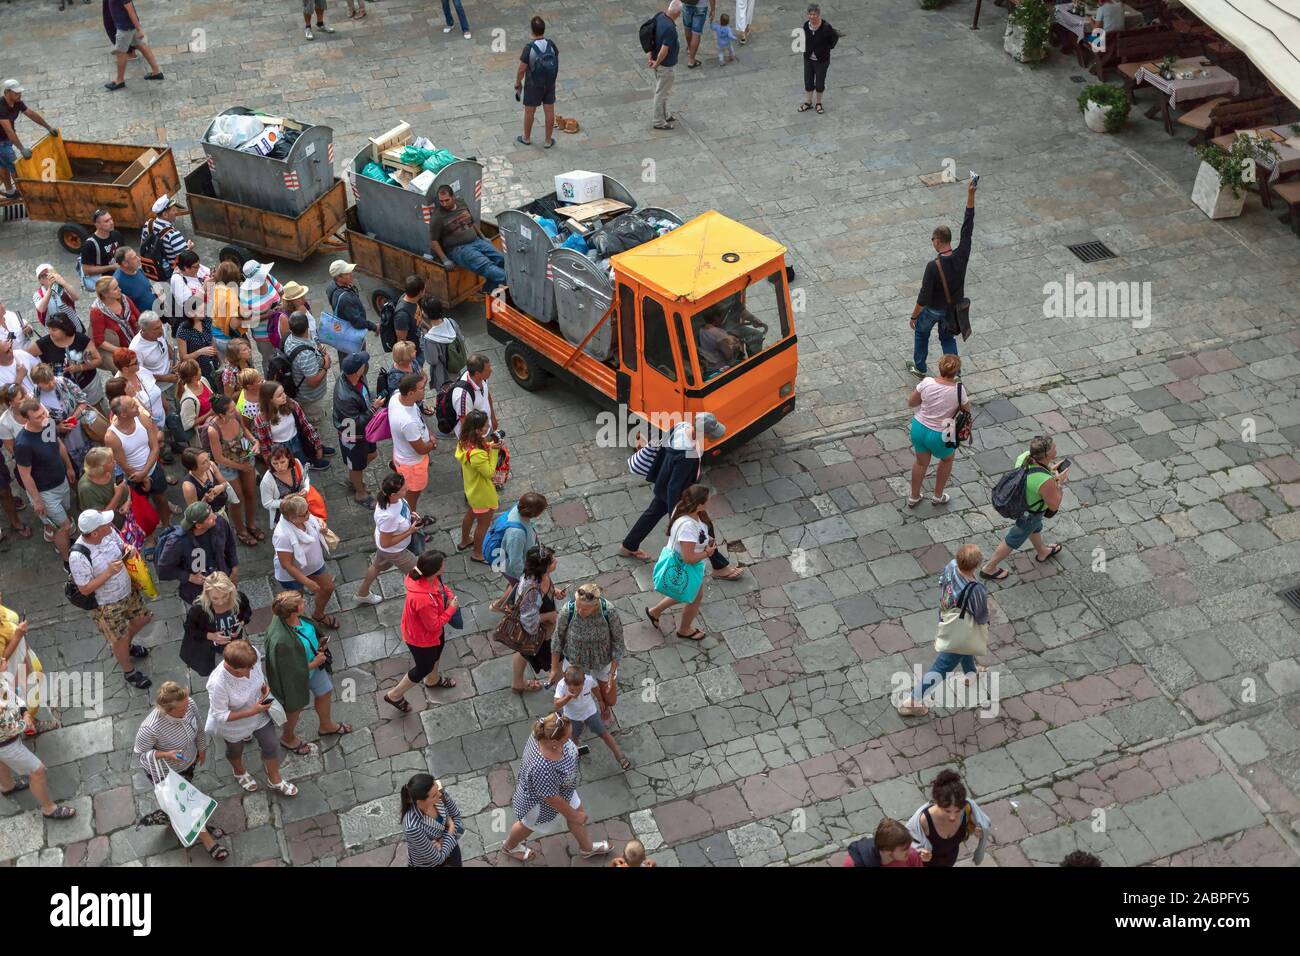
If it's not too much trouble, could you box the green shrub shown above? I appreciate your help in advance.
[1077,84,1131,133]
[1008,0,1053,62]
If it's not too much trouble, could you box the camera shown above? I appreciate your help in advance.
[487,429,506,443]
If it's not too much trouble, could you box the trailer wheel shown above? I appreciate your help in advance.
[505,341,548,393]
[57,222,90,254]
[372,286,401,316]
[218,245,251,268]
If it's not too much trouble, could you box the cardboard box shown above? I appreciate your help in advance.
[555,170,603,204]
[113,148,160,186]
[407,169,436,194]
[555,198,630,223]
[369,122,412,163]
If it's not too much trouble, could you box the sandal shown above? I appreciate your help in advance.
[619,756,632,771]
[207,826,227,839]
[455,540,473,551]
[423,675,457,689]
[505,843,535,862]
[931,493,951,505]
[269,780,298,797]
[815,104,825,114]
[676,629,706,641]
[979,567,1010,581]
[311,614,341,631]
[798,102,813,112]
[907,496,923,508]
[580,840,611,858]
[1,775,30,796]
[207,843,230,861]
[645,608,663,629]
[236,773,258,792]
[281,739,315,756]
[320,722,352,736]
[43,805,77,819]
[251,526,266,541]
[383,693,412,714]
[512,679,543,693]
[1035,543,1063,563]
[12,524,31,539]
[711,566,743,580]
[237,531,258,546]
[619,547,651,560]
[897,702,930,717]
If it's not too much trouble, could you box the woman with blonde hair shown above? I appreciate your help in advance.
[264,589,351,756]
[271,493,338,630]
[180,571,252,677]
[235,366,262,426]
[219,338,254,400]
[205,639,297,796]
[134,681,230,861]
[89,274,140,371]
[906,353,971,507]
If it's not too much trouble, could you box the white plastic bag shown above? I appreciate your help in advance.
[206,115,265,150]
[239,125,285,156]
[266,697,287,726]
[150,755,217,848]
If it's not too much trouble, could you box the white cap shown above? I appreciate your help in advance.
[35,263,54,279]
[151,193,178,214]
[328,260,356,278]
[242,260,273,283]
[2,79,23,95]
[78,510,115,534]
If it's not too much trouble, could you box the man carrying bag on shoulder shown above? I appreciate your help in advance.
[907,177,977,378]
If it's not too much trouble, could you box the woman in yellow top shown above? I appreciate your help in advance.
[0,591,46,735]
[208,260,248,358]
[454,409,500,564]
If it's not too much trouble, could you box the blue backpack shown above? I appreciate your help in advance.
[526,38,559,85]
[481,513,527,569]
[150,524,185,574]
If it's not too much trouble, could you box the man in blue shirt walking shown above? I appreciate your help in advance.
[648,1,682,130]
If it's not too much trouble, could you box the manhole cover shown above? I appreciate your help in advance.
[1067,240,1118,263]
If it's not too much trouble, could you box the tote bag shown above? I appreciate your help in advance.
[317,311,368,354]
[933,582,989,657]
[149,755,217,848]
[652,518,706,604]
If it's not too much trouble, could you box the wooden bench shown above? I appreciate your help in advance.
[1179,95,1292,145]
[1088,24,1162,81]
[1272,180,1300,236]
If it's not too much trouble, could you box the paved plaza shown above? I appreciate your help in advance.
[2,0,1300,867]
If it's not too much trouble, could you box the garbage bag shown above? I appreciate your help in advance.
[206,114,265,150]
[400,145,433,165]
[421,149,457,174]
[266,127,301,160]
[534,216,559,239]
[588,214,658,258]
[560,232,588,254]
[361,161,396,185]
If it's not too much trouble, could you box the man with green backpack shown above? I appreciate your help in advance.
[980,435,1069,581]
[419,294,467,390]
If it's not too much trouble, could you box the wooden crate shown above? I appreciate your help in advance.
[344,205,496,307]
[183,163,347,262]
[14,135,179,230]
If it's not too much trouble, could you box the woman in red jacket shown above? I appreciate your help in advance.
[382,550,460,713]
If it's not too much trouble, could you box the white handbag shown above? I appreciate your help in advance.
[149,754,217,848]
[934,583,989,657]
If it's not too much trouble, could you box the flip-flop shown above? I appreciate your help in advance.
[43,806,76,819]
[311,614,341,631]
[280,739,315,756]
[645,608,663,629]
[455,540,473,551]
[712,566,743,581]
[512,679,543,693]
[979,567,1010,581]
[676,629,706,641]
[1035,544,1063,563]
[320,723,352,736]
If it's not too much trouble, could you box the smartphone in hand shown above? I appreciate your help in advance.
[1055,457,1071,474]
[969,171,980,189]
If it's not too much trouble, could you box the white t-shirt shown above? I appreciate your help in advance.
[269,412,297,443]
[129,331,174,381]
[0,351,37,389]
[555,674,600,721]
[671,515,711,558]
[133,367,165,424]
[272,515,327,581]
[0,408,22,443]
[374,498,414,554]
[451,371,490,438]
[169,271,207,319]
[388,396,429,466]
[69,530,132,605]
[2,310,33,351]
[914,377,966,432]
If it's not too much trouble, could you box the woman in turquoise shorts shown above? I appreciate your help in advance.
[906,353,970,507]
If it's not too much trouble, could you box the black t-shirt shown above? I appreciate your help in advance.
[0,99,28,145]
[80,230,124,270]
[392,300,425,360]
[520,38,558,87]
[35,333,97,390]
[917,206,975,310]
[13,429,65,491]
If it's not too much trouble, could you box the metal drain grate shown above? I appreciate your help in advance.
[1278,586,1300,612]
[1070,75,1088,83]
[1067,240,1118,263]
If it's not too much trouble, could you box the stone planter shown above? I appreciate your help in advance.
[1191,161,1245,219]
[1004,23,1047,63]
[1083,100,1111,133]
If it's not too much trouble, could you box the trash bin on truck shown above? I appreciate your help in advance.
[201,108,335,217]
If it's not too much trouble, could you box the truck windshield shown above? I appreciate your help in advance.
[690,272,791,380]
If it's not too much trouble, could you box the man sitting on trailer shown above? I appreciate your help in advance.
[429,185,506,294]
[0,79,58,200]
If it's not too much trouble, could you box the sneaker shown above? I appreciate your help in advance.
[305,27,314,39]
[309,460,331,472]
[318,22,335,32]
[128,643,150,659]
[463,31,471,39]
[125,669,152,690]
[576,744,591,757]
[905,361,925,378]
[321,446,338,456]
[354,591,382,605]
[43,525,55,543]
[443,25,453,32]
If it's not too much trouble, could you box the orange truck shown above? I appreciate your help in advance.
[487,208,797,456]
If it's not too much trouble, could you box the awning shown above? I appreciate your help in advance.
[1179,0,1300,109]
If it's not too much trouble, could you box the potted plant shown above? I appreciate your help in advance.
[1078,84,1131,133]
[1191,135,1280,219]
[1005,0,1053,63]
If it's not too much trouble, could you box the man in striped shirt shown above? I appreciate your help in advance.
[140,194,192,280]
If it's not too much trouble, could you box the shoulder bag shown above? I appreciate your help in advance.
[934,580,989,657]
[934,255,972,341]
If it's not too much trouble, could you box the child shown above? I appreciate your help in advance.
[612,838,657,867]
[712,13,737,65]
[554,664,631,770]
[842,818,923,867]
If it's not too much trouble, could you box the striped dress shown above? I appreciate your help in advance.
[134,699,206,783]
[512,736,580,826]
[402,792,463,867]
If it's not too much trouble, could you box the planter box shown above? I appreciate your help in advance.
[1191,160,1246,219]
[1083,101,1110,132]
[1004,23,1048,63]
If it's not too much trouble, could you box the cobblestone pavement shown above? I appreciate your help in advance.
[2,0,1299,867]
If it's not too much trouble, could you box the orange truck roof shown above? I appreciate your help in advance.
[612,210,787,303]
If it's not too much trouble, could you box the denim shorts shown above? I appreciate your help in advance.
[1004,512,1044,550]
[279,565,327,591]
[910,418,954,460]
[0,142,16,175]
[570,710,606,741]
[681,2,707,32]
[308,666,333,698]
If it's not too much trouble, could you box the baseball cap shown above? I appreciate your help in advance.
[695,412,726,440]
[35,263,54,279]
[341,352,370,375]
[242,260,274,283]
[328,260,356,278]
[2,80,23,95]
[151,193,179,214]
[77,510,115,534]
[181,501,213,532]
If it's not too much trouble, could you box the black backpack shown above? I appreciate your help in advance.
[373,365,394,405]
[990,463,1051,519]
[527,38,559,85]
[378,301,398,353]
[64,544,99,611]
[434,379,475,435]
[138,219,175,283]
[639,15,659,53]
[267,342,312,399]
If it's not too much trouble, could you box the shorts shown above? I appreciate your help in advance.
[681,2,707,32]
[562,658,612,683]
[278,566,327,592]
[223,720,280,761]
[470,506,492,515]
[113,29,144,54]
[1004,512,1045,551]
[0,735,43,776]
[393,457,428,493]
[569,711,606,742]
[302,0,325,12]
[910,418,955,460]
[218,463,244,483]
[519,791,580,835]
[339,436,376,472]
[370,546,417,575]
[522,82,556,108]
[38,482,72,528]
[127,462,168,497]
[0,456,10,491]
[308,667,333,698]
[0,141,16,175]
[90,589,147,643]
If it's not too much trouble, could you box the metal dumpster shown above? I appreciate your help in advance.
[201,108,334,218]
[350,150,482,257]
